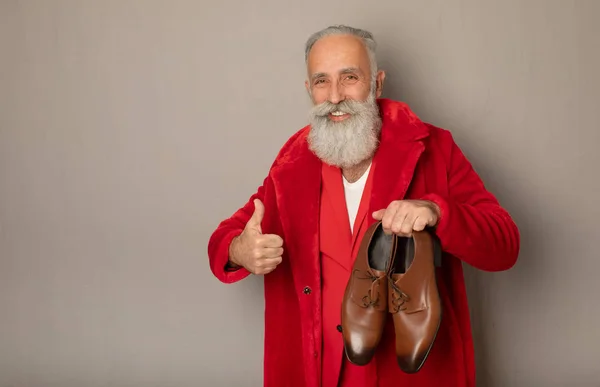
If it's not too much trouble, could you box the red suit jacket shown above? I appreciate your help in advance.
[207,98,520,387]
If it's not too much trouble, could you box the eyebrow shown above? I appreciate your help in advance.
[310,67,363,81]
[311,72,328,81]
[339,67,361,75]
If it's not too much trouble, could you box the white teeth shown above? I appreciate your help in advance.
[331,111,346,116]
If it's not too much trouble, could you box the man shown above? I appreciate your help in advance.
[208,25,520,387]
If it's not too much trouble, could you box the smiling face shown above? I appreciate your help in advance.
[305,34,386,168]
[305,34,382,108]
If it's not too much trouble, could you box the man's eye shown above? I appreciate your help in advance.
[345,75,358,80]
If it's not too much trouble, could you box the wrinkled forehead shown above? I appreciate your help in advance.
[306,34,371,78]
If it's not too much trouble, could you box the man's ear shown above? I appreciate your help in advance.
[375,70,386,98]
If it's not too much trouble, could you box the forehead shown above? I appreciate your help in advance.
[307,34,371,76]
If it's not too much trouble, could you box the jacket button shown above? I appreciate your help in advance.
[336,325,343,333]
[303,286,311,295]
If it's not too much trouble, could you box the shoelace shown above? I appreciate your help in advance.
[389,280,411,313]
[352,269,382,308]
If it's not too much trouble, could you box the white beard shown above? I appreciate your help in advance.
[307,93,382,169]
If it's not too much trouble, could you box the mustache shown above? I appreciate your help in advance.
[310,99,367,117]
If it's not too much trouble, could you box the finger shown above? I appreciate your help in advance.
[390,205,409,235]
[247,199,265,233]
[413,216,428,232]
[399,212,418,235]
[426,210,438,227]
[251,247,264,261]
[256,256,283,268]
[259,234,284,248]
[372,209,386,220]
[262,257,283,267]
[255,257,283,274]
[257,265,279,275]
[250,247,272,261]
[381,204,399,234]
[396,220,412,237]
[261,247,284,258]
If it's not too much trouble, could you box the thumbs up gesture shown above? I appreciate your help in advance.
[228,199,284,275]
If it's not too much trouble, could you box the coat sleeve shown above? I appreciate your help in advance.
[207,177,270,284]
[422,132,520,272]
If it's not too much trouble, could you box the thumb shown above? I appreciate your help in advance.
[372,209,385,220]
[247,198,265,232]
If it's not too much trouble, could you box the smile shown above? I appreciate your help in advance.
[328,111,351,122]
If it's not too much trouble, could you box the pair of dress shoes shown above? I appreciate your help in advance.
[340,221,442,373]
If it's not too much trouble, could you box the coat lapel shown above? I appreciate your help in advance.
[349,164,376,256]
[271,132,322,297]
[367,99,431,219]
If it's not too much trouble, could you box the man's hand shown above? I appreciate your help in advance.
[228,199,284,275]
[372,200,440,237]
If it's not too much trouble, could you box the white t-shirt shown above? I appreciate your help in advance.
[342,163,371,233]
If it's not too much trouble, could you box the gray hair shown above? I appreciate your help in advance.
[304,25,379,82]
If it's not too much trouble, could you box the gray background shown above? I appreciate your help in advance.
[1,1,599,386]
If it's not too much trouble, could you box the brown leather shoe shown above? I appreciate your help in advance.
[341,221,396,366]
[388,230,442,373]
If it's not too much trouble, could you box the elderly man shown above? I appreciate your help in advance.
[208,25,519,387]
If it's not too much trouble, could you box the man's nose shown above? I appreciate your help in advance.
[328,83,344,105]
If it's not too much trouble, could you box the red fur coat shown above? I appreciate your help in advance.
[208,98,520,387]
